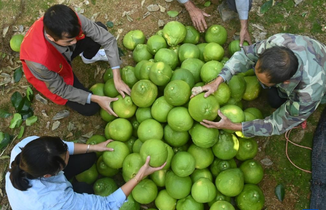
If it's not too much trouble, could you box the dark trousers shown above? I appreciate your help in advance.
[310,106,326,209]
[63,152,97,194]
[66,22,107,116]
[267,87,287,109]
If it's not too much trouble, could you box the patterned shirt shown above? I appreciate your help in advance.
[219,33,326,137]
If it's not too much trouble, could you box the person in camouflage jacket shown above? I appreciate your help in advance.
[193,33,326,137]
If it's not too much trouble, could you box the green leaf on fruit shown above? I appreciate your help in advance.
[167,11,179,18]
[275,184,285,202]
[204,1,211,7]
[26,116,38,126]
[14,67,23,82]
[26,87,34,101]
[9,113,22,129]
[0,109,12,118]
[0,132,13,150]
[18,126,25,138]
[260,0,273,14]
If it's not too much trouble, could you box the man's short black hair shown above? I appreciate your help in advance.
[257,46,298,84]
[43,4,80,41]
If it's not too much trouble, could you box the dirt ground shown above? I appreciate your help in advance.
[1,0,326,209]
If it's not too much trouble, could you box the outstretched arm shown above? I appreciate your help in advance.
[181,0,210,33]
[235,0,252,46]
[121,156,166,196]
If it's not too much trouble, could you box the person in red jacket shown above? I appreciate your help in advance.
[20,4,130,116]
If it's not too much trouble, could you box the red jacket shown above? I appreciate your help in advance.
[20,17,84,105]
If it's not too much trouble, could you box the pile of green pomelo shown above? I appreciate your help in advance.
[78,21,265,210]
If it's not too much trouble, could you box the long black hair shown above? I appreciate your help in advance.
[43,4,80,41]
[9,136,68,191]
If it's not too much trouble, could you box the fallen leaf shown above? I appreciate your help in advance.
[275,184,285,202]
[167,10,179,18]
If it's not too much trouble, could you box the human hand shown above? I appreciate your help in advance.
[200,110,241,131]
[239,19,252,46]
[91,95,118,117]
[114,79,131,98]
[184,1,210,33]
[135,156,166,181]
[190,76,224,98]
[92,139,115,152]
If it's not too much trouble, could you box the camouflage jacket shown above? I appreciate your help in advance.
[219,33,326,137]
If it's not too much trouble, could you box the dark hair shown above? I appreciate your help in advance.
[257,46,298,84]
[43,4,80,41]
[9,136,68,191]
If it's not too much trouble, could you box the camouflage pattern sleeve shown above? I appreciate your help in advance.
[219,41,268,82]
[242,100,321,137]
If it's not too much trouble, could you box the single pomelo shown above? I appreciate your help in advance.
[90,83,105,96]
[171,68,195,88]
[139,139,168,167]
[200,60,224,83]
[191,177,217,203]
[187,144,214,169]
[123,29,146,50]
[213,82,231,106]
[215,168,244,197]
[155,189,177,210]
[228,39,249,56]
[133,44,153,63]
[176,195,204,210]
[167,107,194,132]
[165,170,192,199]
[212,132,239,160]
[151,96,174,123]
[178,43,200,62]
[154,48,179,70]
[235,184,265,210]
[164,124,189,147]
[147,34,167,55]
[132,179,158,204]
[203,42,225,62]
[137,119,163,142]
[171,151,196,177]
[121,66,137,88]
[10,34,24,52]
[131,80,158,107]
[75,164,98,184]
[122,153,143,182]
[108,118,133,142]
[188,93,219,122]
[93,177,118,196]
[205,24,227,45]
[149,61,173,86]
[112,95,137,118]
[210,158,237,177]
[240,159,264,184]
[189,123,219,148]
[183,25,200,44]
[102,141,130,169]
[164,80,191,106]
[163,21,187,46]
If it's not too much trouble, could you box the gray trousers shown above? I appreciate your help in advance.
[226,0,253,12]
